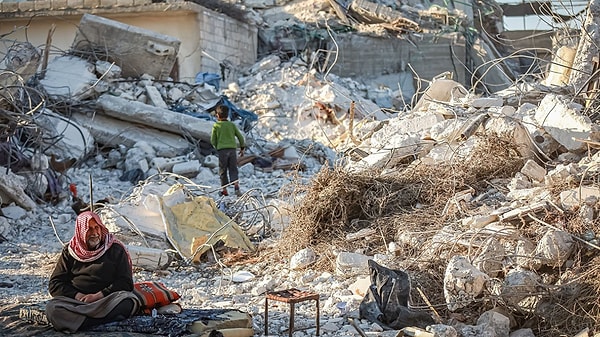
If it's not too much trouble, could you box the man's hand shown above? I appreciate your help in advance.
[239,148,245,157]
[77,291,104,303]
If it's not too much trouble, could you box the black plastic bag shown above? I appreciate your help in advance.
[359,259,434,329]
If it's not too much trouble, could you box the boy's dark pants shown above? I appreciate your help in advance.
[217,148,239,188]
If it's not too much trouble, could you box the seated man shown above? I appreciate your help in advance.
[45,211,139,333]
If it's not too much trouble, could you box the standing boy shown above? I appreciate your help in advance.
[211,104,245,196]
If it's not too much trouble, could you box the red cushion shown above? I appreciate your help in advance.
[133,281,180,311]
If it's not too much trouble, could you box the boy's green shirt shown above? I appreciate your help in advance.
[211,120,245,150]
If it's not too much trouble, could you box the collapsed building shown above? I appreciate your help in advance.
[1,0,600,335]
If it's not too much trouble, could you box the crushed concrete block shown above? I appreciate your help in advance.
[444,255,489,311]
[0,170,37,210]
[471,97,503,108]
[373,114,445,146]
[520,159,546,182]
[289,247,316,270]
[348,276,371,297]
[146,85,169,109]
[203,155,219,169]
[534,230,574,267]
[335,252,372,276]
[507,172,532,191]
[477,310,510,337]
[150,156,188,171]
[39,56,97,100]
[546,163,577,185]
[534,94,594,151]
[238,162,254,176]
[125,147,149,172]
[501,269,541,312]
[73,14,180,79]
[413,78,468,111]
[168,87,184,102]
[95,60,121,79]
[521,115,562,157]
[250,55,281,74]
[560,186,600,211]
[1,205,27,220]
[172,160,200,177]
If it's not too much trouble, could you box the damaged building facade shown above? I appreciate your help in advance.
[0,0,258,82]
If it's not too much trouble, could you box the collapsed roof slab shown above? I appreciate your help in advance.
[73,14,180,80]
[97,94,214,143]
[71,112,191,157]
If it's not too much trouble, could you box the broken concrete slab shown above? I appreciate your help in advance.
[0,169,37,210]
[126,244,172,271]
[146,85,169,109]
[413,78,468,112]
[559,185,600,211]
[72,14,180,80]
[71,111,190,158]
[34,109,95,160]
[97,94,214,143]
[520,159,546,183]
[444,255,489,311]
[534,230,574,268]
[500,268,541,312]
[534,94,595,152]
[39,56,97,100]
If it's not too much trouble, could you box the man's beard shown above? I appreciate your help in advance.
[87,236,101,250]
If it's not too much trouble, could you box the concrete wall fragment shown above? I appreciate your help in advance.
[71,111,191,157]
[96,94,214,143]
[73,14,180,80]
[534,94,595,152]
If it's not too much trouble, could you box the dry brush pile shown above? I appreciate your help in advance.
[276,132,600,335]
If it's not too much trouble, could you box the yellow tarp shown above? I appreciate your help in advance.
[161,186,255,263]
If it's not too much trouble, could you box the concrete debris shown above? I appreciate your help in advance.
[2,0,600,335]
[444,255,489,311]
[73,14,180,80]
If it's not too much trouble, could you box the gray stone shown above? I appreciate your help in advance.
[535,230,574,267]
[290,247,316,270]
[444,255,489,311]
[1,205,27,220]
[501,269,541,312]
[477,310,510,337]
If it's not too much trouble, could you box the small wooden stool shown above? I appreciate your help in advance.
[264,288,320,337]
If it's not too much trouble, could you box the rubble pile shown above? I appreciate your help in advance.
[1,0,600,335]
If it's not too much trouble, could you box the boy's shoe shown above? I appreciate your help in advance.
[235,189,242,197]
[221,189,229,196]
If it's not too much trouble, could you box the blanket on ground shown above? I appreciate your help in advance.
[45,291,139,333]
